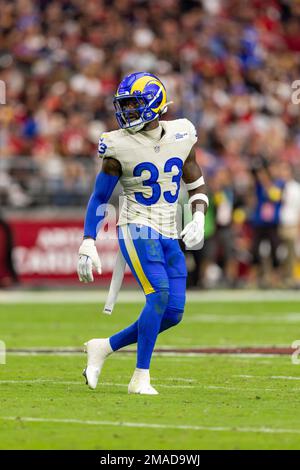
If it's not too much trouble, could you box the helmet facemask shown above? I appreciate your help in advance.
[113,95,148,132]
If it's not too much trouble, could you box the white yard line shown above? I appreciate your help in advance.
[0,379,194,389]
[5,351,286,358]
[184,313,300,323]
[0,379,82,385]
[1,289,300,304]
[270,376,300,380]
[204,385,288,392]
[156,377,197,383]
[6,349,288,358]
[1,415,300,435]
[235,375,300,381]
[1,379,299,393]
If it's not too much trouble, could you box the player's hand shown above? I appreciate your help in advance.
[77,238,102,282]
[180,211,205,250]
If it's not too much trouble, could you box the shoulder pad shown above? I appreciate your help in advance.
[98,133,115,159]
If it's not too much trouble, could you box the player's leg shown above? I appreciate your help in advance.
[110,234,187,344]
[115,224,170,394]
[108,276,186,342]
[110,224,169,346]
[159,237,187,333]
[85,224,169,393]
[159,276,186,332]
[122,237,187,393]
[112,240,186,392]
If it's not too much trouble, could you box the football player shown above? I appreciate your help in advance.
[77,72,208,394]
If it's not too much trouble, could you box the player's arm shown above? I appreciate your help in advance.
[181,144,209,249]
[78,157,122,283]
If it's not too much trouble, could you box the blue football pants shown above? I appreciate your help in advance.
[109,224,187,369]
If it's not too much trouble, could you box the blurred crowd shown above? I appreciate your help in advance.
[1,0,300,287]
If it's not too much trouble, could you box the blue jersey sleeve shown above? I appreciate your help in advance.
[83,171,119,239]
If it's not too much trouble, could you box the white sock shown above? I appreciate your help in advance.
[102,338,113,356]
[132,368,150,381]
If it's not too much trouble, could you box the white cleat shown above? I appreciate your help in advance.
[83,338,112,390]
[128,368,159,395]
[128,380,159,395]
[83,365,100,390]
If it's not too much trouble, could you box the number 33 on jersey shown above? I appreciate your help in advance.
[98,118,197,238]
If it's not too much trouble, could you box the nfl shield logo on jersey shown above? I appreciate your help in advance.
[154,145,160,153]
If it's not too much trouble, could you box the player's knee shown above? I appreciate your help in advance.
[167,293,186,314]
[146,289,169,316]
[167,306,184,326]
[165,293,186,327]
[160,306,184,332]
[155,290,169,314]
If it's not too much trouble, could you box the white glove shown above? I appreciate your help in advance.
[77,238,102,282]
[180,211,205,250]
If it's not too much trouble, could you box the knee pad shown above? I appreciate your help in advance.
[146,289,169,316]
[167,293,186,313]
[161,306,183,330]
[163,292,185,329]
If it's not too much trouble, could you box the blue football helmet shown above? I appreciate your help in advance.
[113,72,169,132]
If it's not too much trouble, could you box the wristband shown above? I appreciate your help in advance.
[188,193,209,209]
[185,176,205,191]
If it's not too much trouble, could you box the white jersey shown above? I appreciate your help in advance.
[98,119,197,238]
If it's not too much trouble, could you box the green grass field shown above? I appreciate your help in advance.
[1,292,300,450]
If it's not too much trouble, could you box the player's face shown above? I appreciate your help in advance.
[118,97,143,123]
